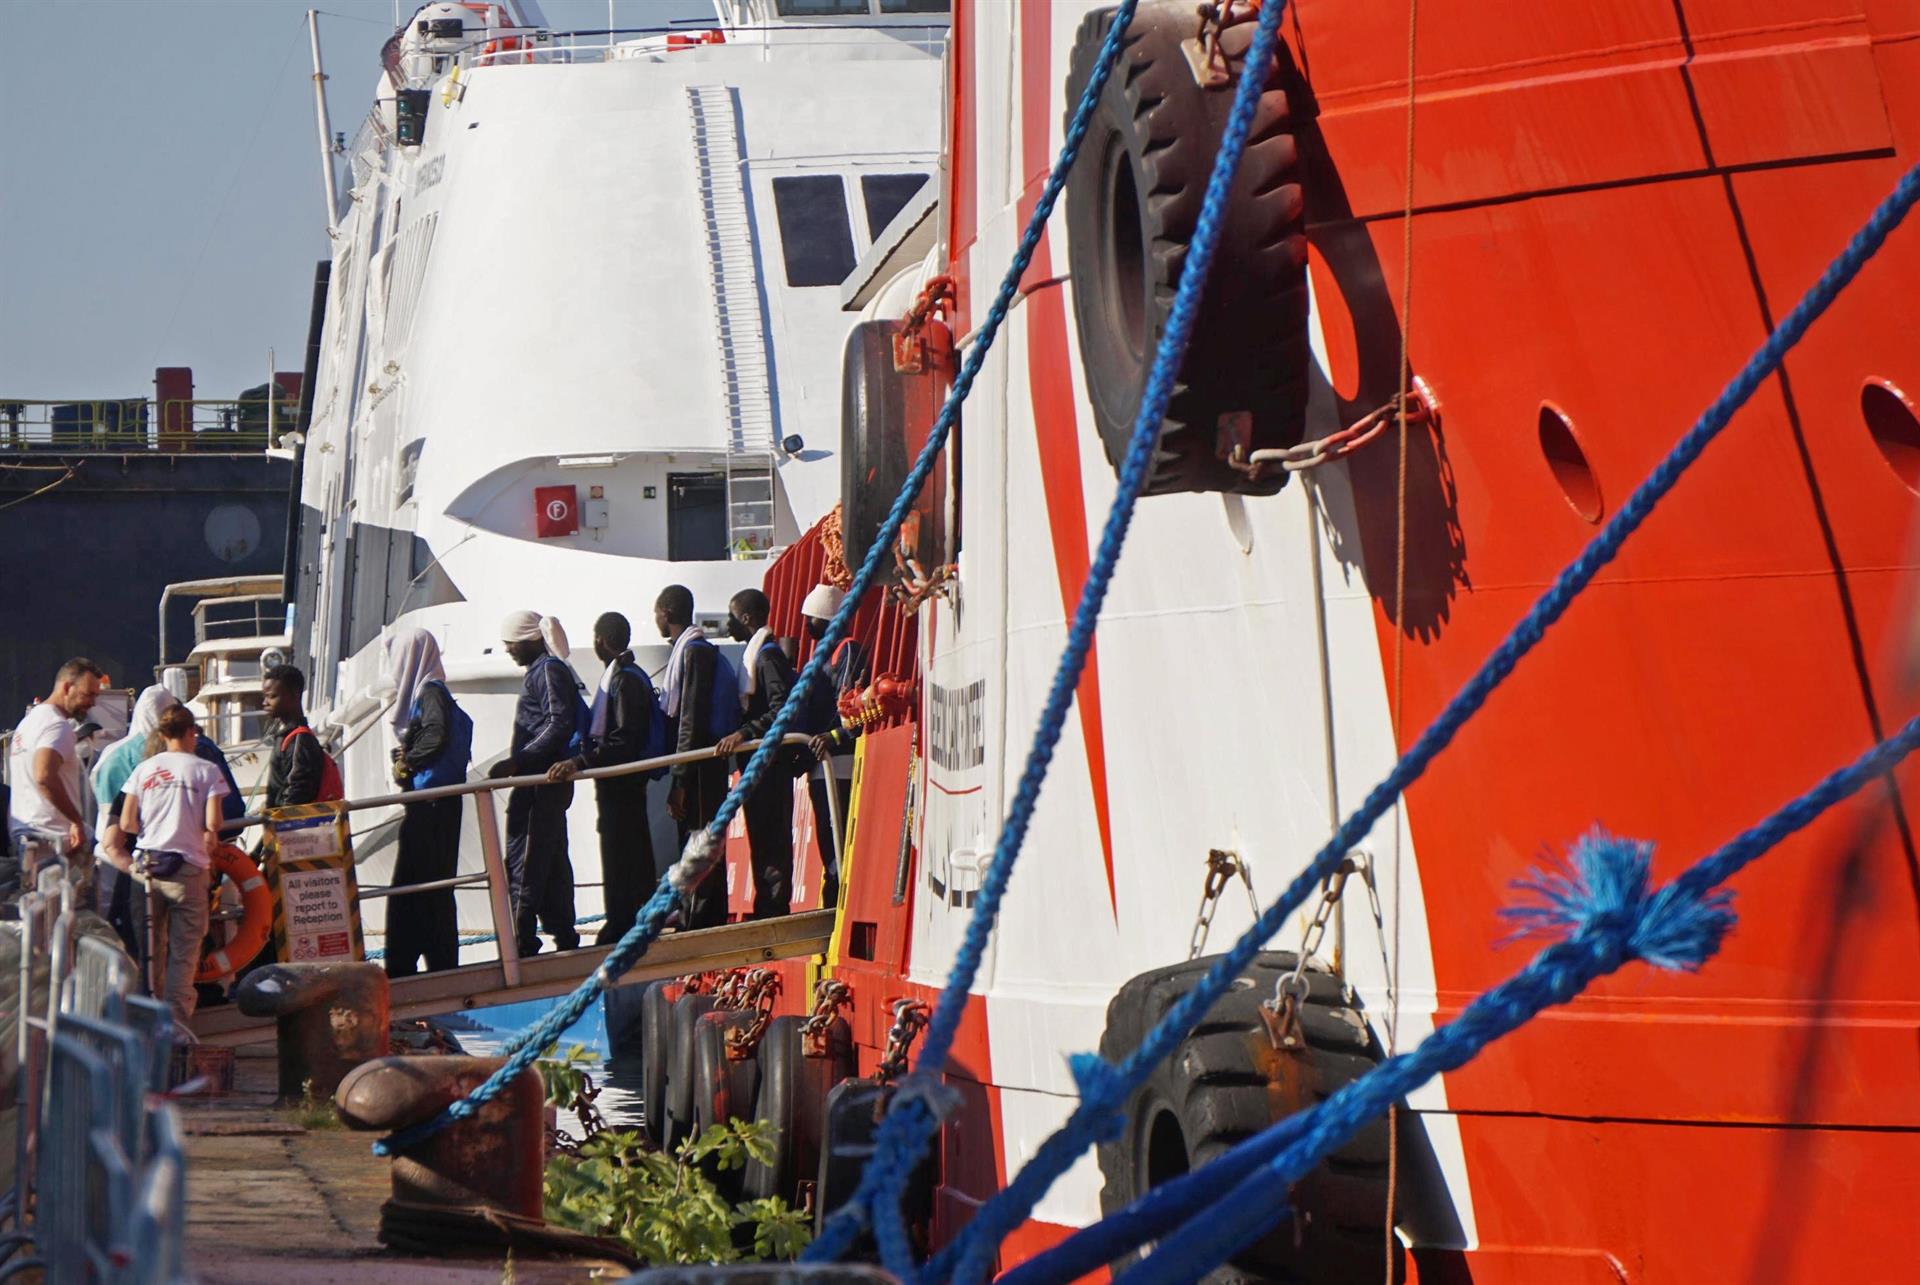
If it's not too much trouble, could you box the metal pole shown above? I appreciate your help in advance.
[307,10,340,240]
[267,347,277,448]
[1305,481,1347,976]
[471,792,521,988]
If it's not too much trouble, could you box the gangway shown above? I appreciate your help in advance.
[189,735,844,1046]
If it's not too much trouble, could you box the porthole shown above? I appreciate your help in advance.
[1861,379,1920,496]
[1538,402,1602,524]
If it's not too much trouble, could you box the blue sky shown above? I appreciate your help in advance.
[0,0,709,403]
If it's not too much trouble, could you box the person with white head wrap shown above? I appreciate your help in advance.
[492,610,585,954]
[796,585,868,908]
[382,627,467,976]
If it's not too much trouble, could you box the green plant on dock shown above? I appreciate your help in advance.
[291,1078,340,1130]
[538,1047,811,1264]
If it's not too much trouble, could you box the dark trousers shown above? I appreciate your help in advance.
[743,769,794,920]
[100,863,143,959]
[595,778,656,945]
[505,781,577,954]
[808,774,851,909]
[677,763,729,930]
[386,795,463,977]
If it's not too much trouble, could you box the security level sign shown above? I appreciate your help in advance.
[265,802,365,963]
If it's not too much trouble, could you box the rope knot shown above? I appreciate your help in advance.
[890,1070,964,1125]
[666,829,719,894]
[1067,1053,1128,1139]
[1501,828,1735,972]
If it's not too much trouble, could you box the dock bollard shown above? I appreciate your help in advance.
[334,1055,545,1219]
[234,960,390,1099]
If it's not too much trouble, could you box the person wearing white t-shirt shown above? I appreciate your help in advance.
[119,705,230,1026]
[6,658,106,874]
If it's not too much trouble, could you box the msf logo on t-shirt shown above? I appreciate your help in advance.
[141,768,178,790]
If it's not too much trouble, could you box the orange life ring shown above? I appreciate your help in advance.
[198,843,271,983]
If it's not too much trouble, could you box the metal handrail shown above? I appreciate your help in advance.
[221,734,843,986]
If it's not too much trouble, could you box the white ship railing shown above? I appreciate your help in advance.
[221,733,840,989]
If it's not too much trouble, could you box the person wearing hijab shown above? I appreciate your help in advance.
[715,588,801,919]
[488,609,584,955]
[383,628,471,976]
[548,612,660,944]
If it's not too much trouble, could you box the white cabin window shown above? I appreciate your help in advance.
[878,0,948,12]
[775,0,867,15]
[772,175,858,288]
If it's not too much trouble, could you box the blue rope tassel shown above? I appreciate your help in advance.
[375,0,1145,1162]
[1106,713,1920,1285]
[935,151,1920,1277]
[812,3,1292,1276]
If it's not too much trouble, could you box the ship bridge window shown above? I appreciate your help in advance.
[775,0,868,14]
[860,172,929,240]
[878,0,948,12]
[772,175,858,288]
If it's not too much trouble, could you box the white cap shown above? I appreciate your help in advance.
[801,584,845,620]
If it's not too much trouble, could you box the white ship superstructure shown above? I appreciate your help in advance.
[292,0,944,939]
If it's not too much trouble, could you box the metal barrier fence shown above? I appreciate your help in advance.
[0,398,283,453]
[0,856,186,1283]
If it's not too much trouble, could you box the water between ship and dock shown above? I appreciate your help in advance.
[451,995,650,1139]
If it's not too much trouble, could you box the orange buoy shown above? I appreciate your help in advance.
[198,843,272,983]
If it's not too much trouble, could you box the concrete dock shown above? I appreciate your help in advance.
[179,1045,629,1283]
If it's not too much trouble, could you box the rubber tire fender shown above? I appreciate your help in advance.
[693,1008,765,1200]
[663,991,718,1151]
[636,979,686,1148]
[840,318,921,573]
[1063,2,1310,497]
[1094,951,1391,1283]
[741,1014,855,1205]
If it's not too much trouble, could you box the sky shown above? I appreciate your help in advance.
[0,0,710,403]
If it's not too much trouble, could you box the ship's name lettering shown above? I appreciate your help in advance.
[417,155,446,191]
[928,679,985,771]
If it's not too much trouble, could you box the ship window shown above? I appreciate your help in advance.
[396,439,424,506]
[878,0,948,12]
[860,172,929,240]
[775,0,868,14]
[772,175,858,288]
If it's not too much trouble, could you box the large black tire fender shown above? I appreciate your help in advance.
[1064,3,1310,497]
[636,979,681,1148]
[1095,951,1391,1282]
[663,991,718,1151]
[693,1009,765,1200]
[742,1014,855,1205]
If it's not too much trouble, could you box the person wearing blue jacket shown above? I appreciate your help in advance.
[489,610,582,956]
[384,628,470,976]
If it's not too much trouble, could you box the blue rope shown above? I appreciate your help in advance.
[923,151,1920,1281]
[810,1,1287,1272]
[374,0,1143,1160]
[1098,714,1920,1285]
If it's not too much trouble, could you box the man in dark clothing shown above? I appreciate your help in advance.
[548,612,659,945]
[715,588,799,920]
[488,610,582,955]
[798,584,869,908]
[656,584,731,929]
[262,665,333,811]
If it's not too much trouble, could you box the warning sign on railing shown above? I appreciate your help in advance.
[265,802,365,962]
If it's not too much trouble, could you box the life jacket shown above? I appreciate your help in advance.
[407,679,473,790]
[278,725,344,803]
[533,655,593,763]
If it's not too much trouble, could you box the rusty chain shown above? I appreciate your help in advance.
[1189,848,1260,960]
[876,999,931,1084]
[723,969,784,1061]
[800,978,856,1058]
[1263,855,1358,1050]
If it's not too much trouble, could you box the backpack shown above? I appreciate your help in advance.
[408,679,473,790]
[699,639,742,741]
[614,663,670,783]
[279,726,344,803]
[534,655,593,763]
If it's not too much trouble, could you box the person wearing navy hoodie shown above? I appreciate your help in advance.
[715,588,800,920]
[489,610,583,956]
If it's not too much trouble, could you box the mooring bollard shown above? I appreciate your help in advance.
[234,960,390,1099]
[334,1055,545,1219]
